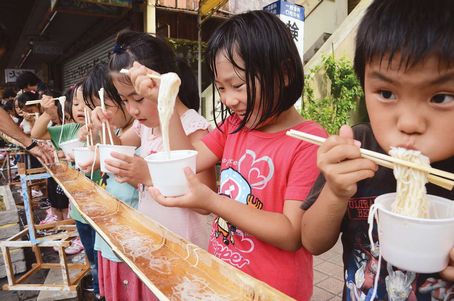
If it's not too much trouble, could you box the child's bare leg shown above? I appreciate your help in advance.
[61,208,69,220]
[51,207,63,221]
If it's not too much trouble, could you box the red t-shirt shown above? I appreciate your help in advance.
[203,115,327,300]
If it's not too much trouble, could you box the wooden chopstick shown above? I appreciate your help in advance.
[25,99,42,106]
[25,96,65,106]
[84,107,94,147]
[360,153,454,190]
[98,88,115,145]
[87,112,94,146]
[286,129,454,190]
[84,108,90,146]
[119,68,161,80]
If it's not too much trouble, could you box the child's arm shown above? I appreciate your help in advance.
[128,61,220,171]
[187,129,218,192]
[301,126,377,254]
[31,95,60,140]
[30,113,52,140]
[150,169,304,251]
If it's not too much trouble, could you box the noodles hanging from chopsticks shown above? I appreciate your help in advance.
[389,147,430,218]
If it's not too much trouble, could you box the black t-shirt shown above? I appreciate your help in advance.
[304,123,454,301]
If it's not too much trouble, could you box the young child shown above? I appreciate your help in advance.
[78,62,140,301]
[31,84,101,296]
[17,91,41,135]
[129,11,326,300]
[301,0,454,300]
[88,30,215,301]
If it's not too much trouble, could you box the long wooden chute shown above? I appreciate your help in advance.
[0,132,294,300]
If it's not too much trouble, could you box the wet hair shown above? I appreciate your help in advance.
[82,63,125,116]
[16,71,42,90]
[109,30,200,111]
[354,0,454,88]
[206,10,304,132]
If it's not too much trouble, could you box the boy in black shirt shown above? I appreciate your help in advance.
[301,0,454,300]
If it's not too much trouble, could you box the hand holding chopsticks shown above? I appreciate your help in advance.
[98,88,114,145]
[286,129,454,190]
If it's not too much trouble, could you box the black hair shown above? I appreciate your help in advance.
[82,63,125,116]
[3,99,14,113]
[2,87,16,99]
[176,57,199,111]
[354,0,454,88]
[16,71,42,90]
[206,10,304,132]
[17,91,40,110]
[109,30,200,111]
[59,82,82,123]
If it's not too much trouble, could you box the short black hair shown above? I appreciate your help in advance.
[16,71,42,90]
[2,87,16,99]
[354,0,454,88]
[82,63,125,115]
[206,10,304,132]
[3,99,14,113]
[17,91,39,110]
[109,30,200,111]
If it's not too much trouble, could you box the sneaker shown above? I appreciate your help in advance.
[82,274,94,292]
[65,238,84,255]
[31,189,43,198]
[39,213,58,225]
[39,199,51,210]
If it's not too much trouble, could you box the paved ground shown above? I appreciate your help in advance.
[312,239,345,300]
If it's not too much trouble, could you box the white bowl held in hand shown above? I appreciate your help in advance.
[98,144,136,173]
[145,150,197,197]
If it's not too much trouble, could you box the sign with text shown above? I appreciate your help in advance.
[4,69,35,83]
[264,0,305,61]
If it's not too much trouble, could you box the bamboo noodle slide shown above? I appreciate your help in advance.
[286,129,454,190]
[45,163,294,300]
[0,131,293,299]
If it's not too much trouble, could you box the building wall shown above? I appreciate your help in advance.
[302,0,348,62]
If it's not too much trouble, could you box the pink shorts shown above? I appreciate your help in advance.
[98,252,158,301]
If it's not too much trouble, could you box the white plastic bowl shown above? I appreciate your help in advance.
[98,144,136,173]
[59,138,84,157]
[73,147,95,169]
[145,150,197,197]
[373,193,454,273]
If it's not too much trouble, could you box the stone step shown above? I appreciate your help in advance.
[0,260,27,278]
[36,268,80,301]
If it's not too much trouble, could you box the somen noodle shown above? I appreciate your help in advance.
[389,147,430,218]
